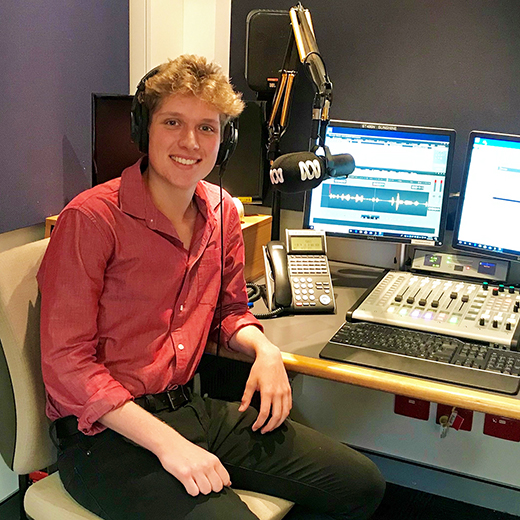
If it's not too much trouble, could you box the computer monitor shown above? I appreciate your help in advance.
[303,120,456,246]
[453,131,520,262]
[91,94,267,203]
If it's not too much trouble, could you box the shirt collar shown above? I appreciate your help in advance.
[119,158,221,232]
[194,180,222,223]
[119,158,152,221]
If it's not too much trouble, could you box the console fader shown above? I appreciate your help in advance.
[349,271,520,348]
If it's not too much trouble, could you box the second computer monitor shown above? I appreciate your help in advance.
[453,130,520,262]
[304,120,456,246]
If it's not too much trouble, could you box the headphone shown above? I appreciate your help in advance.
[130,66,238,168]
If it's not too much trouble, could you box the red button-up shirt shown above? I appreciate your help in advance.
[38,160,261,435]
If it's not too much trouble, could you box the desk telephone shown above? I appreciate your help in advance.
[262,229,336,314]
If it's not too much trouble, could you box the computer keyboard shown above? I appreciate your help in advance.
[320,321,520,394]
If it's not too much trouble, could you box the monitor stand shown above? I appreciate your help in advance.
[396,243,407,271]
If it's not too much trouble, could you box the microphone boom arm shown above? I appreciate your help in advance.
[267,3,334,240]
[289,3,333,151]
[267,3,333,159]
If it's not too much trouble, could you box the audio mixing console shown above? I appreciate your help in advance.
[318,271,520,393]
[347,271,520,349]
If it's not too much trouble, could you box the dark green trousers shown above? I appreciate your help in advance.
[56,393,385,520]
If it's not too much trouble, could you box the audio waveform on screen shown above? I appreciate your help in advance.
[328,191,427,211]
[322,185,429,216]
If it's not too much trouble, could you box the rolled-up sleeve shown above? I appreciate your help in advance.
[38,208,132,435]
[212,195,264,347]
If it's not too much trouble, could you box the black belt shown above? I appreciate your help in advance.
[134,385,190,413]
[54,385,191,440]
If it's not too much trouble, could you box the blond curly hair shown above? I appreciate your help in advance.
[138,54,245,126]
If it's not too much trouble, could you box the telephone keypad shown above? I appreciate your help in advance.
[288,255,335,313]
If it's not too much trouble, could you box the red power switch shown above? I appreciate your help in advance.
[394,395,430,420]
[484,414,520,442]
[436,404,473,431]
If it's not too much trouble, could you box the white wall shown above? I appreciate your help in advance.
[129,0,232,93]
[0,459,17,504]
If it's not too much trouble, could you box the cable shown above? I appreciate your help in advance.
[303,51,329,79]
[216,163,227,358]
[246,282,262,303]
[246,282,287,319]
[252,306,285,320]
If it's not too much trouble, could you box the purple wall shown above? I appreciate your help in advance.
[0,1,128,233]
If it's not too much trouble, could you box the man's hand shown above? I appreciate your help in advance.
[100,401,231,496]
[229,326,292,434]
[157,435,231,496]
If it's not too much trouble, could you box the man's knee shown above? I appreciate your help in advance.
[184,488,259,520]
[351,457,386,519]
[309,440,386,519]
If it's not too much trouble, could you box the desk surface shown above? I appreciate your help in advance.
[246,263,520,420]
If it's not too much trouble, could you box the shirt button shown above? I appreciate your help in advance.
[178,344,185,350]
[180,304,184,311]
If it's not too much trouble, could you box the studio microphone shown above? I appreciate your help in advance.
[269,150,355,193]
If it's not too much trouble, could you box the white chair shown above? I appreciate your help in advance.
[0,238,293,520]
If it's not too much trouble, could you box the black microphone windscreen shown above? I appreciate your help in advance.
[270,152,326,193]
[327,153,356,178]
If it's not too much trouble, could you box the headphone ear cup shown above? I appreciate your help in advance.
[131,66,161,154]
[216,120,238,168]
[131,98,149,153]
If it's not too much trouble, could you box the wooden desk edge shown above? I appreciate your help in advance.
[206,344,520,419]
[282,352,520,420]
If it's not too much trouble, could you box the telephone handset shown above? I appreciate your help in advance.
[264,241,292,309]
[262,229,336,315]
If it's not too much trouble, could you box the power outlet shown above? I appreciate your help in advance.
[394,395,430,420]
[484,414,520,442]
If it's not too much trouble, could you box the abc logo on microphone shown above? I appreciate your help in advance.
[269,150,354,193]
[299,159,322,181]
[269,151,327,193]
[270,167,284,185]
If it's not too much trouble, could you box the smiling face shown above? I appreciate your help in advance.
[145,93,222,193]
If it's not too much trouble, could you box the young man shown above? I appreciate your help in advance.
[38,54,385,519]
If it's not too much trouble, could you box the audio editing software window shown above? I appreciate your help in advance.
[454,132,520,259]
[304,121,455,245]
